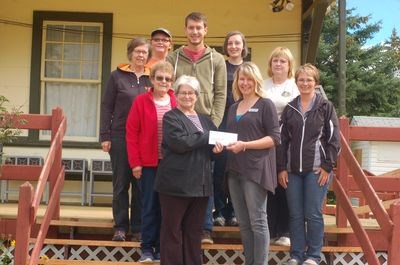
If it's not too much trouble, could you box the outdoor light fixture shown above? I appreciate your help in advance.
[285,0,294,11]
[270,0,294,12]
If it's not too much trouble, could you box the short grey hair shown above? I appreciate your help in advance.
[174,75,201,96]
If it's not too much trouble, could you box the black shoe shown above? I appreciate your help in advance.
[225,217,238,226]
[131,232,141,242]
[213,216,225,226]
[112,230,126,241]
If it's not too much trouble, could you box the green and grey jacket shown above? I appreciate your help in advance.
[167,46,227,127]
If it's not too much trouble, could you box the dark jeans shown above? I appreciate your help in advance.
[267,185,289,238]
[110,137,141,233]
[139,167,160,253]
[159,193,208,265]
[213,150,235,220]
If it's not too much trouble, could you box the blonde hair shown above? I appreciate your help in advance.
[232,62,264,101]
[267,47,295,78]
[150,61,174,79]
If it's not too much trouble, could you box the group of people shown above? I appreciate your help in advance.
[100,11,340,265]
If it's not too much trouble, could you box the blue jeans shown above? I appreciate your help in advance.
[139,167,161,253]
[228,173,269,265]
[110,137,141,234]
[286,171,332,264]
[203,196,214,231]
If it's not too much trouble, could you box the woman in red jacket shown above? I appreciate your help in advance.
[126,61,177,263]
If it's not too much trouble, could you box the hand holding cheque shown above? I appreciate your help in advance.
[210,130,246,154]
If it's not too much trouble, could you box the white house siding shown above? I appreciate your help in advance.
[352,141,400,176]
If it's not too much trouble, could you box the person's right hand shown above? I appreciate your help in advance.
[213,142,224,154]
[132,166,142,179]
[101,141,111,152]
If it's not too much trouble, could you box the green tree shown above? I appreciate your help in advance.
[316,4,400,117]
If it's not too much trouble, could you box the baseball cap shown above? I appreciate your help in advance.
[151,28,172,39]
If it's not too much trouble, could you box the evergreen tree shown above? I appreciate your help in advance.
[316,4,400,117]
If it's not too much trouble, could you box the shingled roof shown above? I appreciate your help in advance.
[351,116,400,127]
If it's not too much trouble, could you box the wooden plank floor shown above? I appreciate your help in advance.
[0,202,380,229]
[0,203,112,221]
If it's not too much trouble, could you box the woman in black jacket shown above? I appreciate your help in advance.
[155,75,217,265]
[278,64,340,265]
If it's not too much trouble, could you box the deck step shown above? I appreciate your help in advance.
[32,238,367,265]
[42,260,144,265]
[31,238,363,253]
[42,219,375,234]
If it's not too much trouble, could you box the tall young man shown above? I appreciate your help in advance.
[168,12,227,127]
[167,12,227,244]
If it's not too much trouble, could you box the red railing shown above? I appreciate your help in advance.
[335,116,400,265]
[0,108,66,265]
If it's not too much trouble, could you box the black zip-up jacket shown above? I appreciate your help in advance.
[100,64,151,142]
[277,93,340,174]
[155,108,217,197]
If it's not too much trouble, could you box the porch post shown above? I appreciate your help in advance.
[388,201,400,265]
[14,182,34,265]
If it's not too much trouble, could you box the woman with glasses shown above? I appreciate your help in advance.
[263,47,299,247]
[126,61,176,263]
[100,37,151,242]
[155,75,217,265]
[278,64,340,265]
[146,28,172,69]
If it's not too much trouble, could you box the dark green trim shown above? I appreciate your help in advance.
[5,136,101,149]
[29,11,113,146]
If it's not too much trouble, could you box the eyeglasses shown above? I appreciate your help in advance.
[152,38,170,43]
[133,49,148,55]
[155,75,173,82]
[297,78,315,84]
[178,91,196,97]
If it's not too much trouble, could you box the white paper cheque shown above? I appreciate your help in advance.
[208,130,238,146]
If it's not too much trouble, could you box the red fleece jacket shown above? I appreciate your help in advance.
[126,89,177,168]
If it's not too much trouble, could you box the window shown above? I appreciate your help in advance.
[30,12,112,145]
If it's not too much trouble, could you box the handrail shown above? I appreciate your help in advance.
[336,116,400,265]
[339,131,393,237]
[333,178,380,265]
[31,116,66,220]
[29,167,65,265]
[6,108,67,265]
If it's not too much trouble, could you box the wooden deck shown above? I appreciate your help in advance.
[0,203,388,265]
[0,202,380,229]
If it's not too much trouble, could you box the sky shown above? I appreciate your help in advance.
[346,0,400,45]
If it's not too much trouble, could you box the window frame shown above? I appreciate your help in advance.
[29,11,112,148]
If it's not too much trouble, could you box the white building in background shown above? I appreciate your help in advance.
[351,116,400,176]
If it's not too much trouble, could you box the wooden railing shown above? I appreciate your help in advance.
[335,116,400,265]
[0,108,66,265]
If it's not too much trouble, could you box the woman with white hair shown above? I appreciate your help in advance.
[155,75,217,265]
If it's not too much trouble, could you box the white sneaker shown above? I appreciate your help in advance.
[302,259,318,265]
[274,236,291,246]
[284,258,299,265]
[270,237,278,244]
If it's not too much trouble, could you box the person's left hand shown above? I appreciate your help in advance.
[316,167,330,186]
[226,141,246,154]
